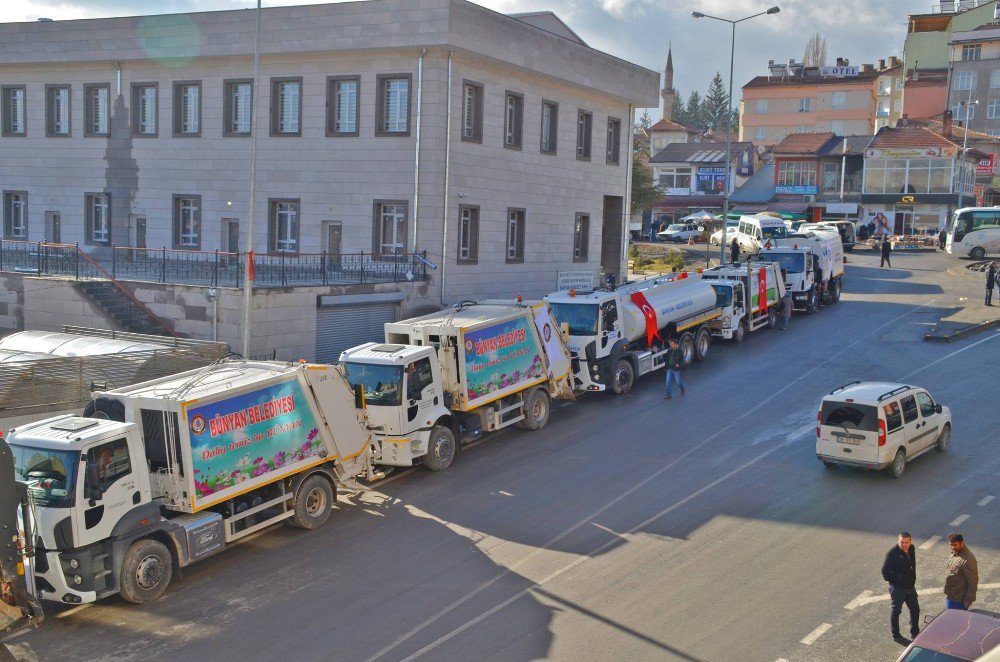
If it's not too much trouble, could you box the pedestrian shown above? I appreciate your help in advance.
[938,228,947,251]
[779,290,792,330]
[867,217,877,239]
[986,263,997,306]
[730,237,740,263]
[880,237,892,268]
[944,533,979,610]
[882,532,920,643]
[857,223,869,242]
[663,338,685,400]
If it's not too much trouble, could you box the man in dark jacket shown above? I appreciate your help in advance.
[663,338,685,400]
[882,532,919,642]
[880,237,892,268]
[730,237,739,263]
[986,263,996,306]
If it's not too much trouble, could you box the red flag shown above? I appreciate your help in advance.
[758,267,768,313]
[247,250,255,282]
[630,291,661,347]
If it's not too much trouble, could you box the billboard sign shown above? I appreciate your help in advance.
[976,154,996,176]
[774,185,818,195]
[462,317,545,405]
[696,166,727,193]
[820,66,859,77]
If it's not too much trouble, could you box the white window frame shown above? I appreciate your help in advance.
[6,87,25,135]
[274,201,298,253]
[657,166,693,189]
[458,206,476,262]
[992,70,1000,90]
[49,86,70,135]
[6,193,27,239]
[334,79,357,134]
[962,43,982,61]
[507,210,522,260]
[87,85,109,136]
[831,91,846,109]
[177,197,200,248]
[798,97,812,113]
[988,99,1000,120]
[180,84,200,134]
[277,80,300,135]
[954,70,977,90]
[754,127,766,142]
[138,86,157,135]
[755,99,768,114]
[831,120,846,136]
[90,194,110,244]
[378,203,407,255]
[952,104,976,121]
[382,78,409,134]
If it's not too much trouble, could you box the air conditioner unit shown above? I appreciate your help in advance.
[803,195,816,203]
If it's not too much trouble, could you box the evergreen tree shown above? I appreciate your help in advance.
[636,109,652,133]
[702,72,729,131]
[685,91,704,130]
[630,149,663,214]
[671,94,685,125]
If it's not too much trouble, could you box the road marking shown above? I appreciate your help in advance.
[776,658,789,662]
[800,623,832,645]
[919,535,942,551]
[845,583,1000,611]
[950,514,970,527]
[54,603,92,618]
[498,490,514,496]
[901,328,1000,380]
[844,590,874,610]
[978,495,995,507]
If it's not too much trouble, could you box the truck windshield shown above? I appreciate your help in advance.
[709,284,733,307]
[342,362,403,407]
[9,445,78,508]
[759,252,805,273]
[761,225,789,240]
[548,302,599,336]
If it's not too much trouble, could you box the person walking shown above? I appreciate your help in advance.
[730,237,740,263]
[882,532,920,643]
[663,338,685,400]
[880,237,892,268]
[938,228,947,251]
[944,533,979,610]
[779,289,792,330]
[986,262,997,306]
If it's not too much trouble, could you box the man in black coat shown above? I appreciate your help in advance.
[882,532,919,642]
[880,237,892,268]
[986,263,996,306]
[730,237,739,263]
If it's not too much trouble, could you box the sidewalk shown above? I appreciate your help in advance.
[925,261,1000,342]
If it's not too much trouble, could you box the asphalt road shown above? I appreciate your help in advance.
[6,250,998,662]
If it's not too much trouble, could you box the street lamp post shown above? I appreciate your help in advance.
[956,86,977,211]
[692,6,780,266]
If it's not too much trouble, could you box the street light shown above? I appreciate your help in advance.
[956,88,978,211]
[692,6,780,266]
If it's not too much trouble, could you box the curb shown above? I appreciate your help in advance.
[924,318,1000,343]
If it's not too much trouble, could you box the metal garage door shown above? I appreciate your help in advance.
[315,300,399,364]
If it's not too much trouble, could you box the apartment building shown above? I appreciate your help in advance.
[0,1,658,360]
[947,23,1000,137]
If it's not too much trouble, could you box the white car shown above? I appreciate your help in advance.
[817,382,951,478]
[710,221,738,245]
[657,223,702,242]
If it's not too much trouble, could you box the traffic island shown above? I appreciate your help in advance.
[924,305,1000,343]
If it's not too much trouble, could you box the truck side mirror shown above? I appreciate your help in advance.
[353,384,365,409]
[85,463,103,502]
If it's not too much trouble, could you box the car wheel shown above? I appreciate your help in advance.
[935,424,951,453]
[886,448,906,479]
[970,246,986,260]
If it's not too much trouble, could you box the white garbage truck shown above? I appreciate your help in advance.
[758,231,845,313]
[339,302,574,472]
[699,261,786,342]
[4,360,377,605]
[544,274,722,395]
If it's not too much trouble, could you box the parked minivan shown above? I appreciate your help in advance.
[817,382,951,478]
[735,214,789,253]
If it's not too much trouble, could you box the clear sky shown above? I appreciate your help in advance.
[2,0,917,115]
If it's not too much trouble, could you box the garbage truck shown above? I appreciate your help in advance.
[758,231,844,313]
[0,439,44,635]
[543,274,722,395]
[4,360,377,605]
[699,261,786,342]
[339,302,574,472]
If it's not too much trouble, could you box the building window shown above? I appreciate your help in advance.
[376,74,411,136]
[798,98,812,113]
[797,125,810,133]
[573,213,589,262]
[953,70,977,90]
[268,199,300,253]
[657,166,692,189]
[877,102,890,117]
[831,91,846,109]
[831,120,845,136]
[457,205,479,263]
[506,208,525,263]
[606,117,621,165]
[2,85,26,136]
[270,78,302,136]
[504,91,524,149]
[576,110,593,160]
[373,200,408,256]
[952,104,976,121]
[172,82,201,136]
[893,99,902,113]
[3,192,27,239]
[85,193,111,245]
[989,99,1000,120]
[822,163,840,192]
[131,83,158,136]
[962,44,982,61]
[777,161,817,187]
[224,79,252,137]
[863,157,953,194]
[755,99,768,114]
[172,195,201,249]
[326,75,359,137]
[540,100,558,154]
[992,70,1000,90]
[45,85,71,137]
[461,80,483,143]
[754,127,766,142]
[84,84,110,137]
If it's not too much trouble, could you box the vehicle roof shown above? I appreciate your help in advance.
[103,360,302,401]
[389,304,528,330]
[909,609,1000,660]
[546,274,689,303]
[339,342,428,364]
[741,214,786,226]
[824,381,920,404]
[8,414,133,450]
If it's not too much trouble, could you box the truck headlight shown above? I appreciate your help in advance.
[69,558,79,569]
[73,575,83,585]
[721,316,731,329]
[591,364,598,374]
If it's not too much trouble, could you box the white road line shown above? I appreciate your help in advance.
[978,495,995,507]
[844,590,874,610]
[950,514,970,527]
[800,623,833,645]
[919,535,942,551]
[845,583,1000,611]
[901,328,1000,380]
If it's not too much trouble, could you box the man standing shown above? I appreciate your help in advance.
[880,237,892,268]
[938,228,947,251]
[986,263,996,306]
[663,338,685,400]
[944,533,979,610]
[882,532,920,643]
[730,237,740,263]
[779,290,792,331]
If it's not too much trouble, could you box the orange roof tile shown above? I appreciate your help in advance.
[649,118,701,133]
[772,132,837,154]
[870,126,960,149]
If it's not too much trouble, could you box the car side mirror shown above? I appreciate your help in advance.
[85,463,103,502]
[935,404,942,414]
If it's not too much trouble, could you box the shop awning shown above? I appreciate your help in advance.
[767,201,811,214]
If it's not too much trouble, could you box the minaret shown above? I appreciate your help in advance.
[661,46,675,121]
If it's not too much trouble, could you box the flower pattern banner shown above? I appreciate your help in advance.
[463,316,544,404]
[187,379,322,502]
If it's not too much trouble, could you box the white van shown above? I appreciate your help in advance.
[735,214,789,254]
[816,382,951,478]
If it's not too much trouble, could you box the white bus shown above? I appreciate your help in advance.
[946,206,1000,259]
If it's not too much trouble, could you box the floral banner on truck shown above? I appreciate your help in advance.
[462,316,544,405]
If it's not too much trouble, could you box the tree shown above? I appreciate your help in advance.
[630,150,663,214]
[802,33,827,68]
[702,72,729,131]
[671,94,685,125]
[684,91,704,130]
[636,109,652,133]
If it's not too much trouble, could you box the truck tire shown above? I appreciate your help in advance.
[610,358,635,395]
[805,287,819,314]
[829,278,842,304]
[119,538,173,604]
[290,474,334,529]
[766,308,778,329]
[694,327,711,362]
[520,388,550,431]
[886,448,906,479]
[423,425,457,472]
[678,333,696,365]
[970,246,986,260]
[732,320,747,344]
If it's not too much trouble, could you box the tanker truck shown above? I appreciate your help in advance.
[544,274,722,395]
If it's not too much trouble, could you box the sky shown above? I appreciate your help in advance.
[1,0,919,115]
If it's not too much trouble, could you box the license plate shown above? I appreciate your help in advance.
[833,432,862,445]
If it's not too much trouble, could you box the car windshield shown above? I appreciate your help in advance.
[710,284,733,307]
[822,402,879,432]
[898,646,966,662]
[9,445,79,508]
[342,362,403,407]
[548,302,599,336]
[761,225,789,240]
[759,252,805,273]
[666,224,685,231]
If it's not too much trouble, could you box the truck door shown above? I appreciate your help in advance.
[74,437,138,547]
[732,283,745,315]
[599,301,620,349]
[405,357,438,427]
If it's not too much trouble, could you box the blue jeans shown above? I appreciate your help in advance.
[945,599,967,610]
[665,368,684,396]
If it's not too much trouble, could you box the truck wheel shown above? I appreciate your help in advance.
[732,320,746,344]
[886,449,906,479]
[520,388,550,431]
[694,327,711,362]
[829,278,841,304]
[678,333,696,365]
[806,288,819,314]
[120,539,173,604]
[970,246,986,260]
[767,308,778,329]
[290,474,334,529]
[423,425,456,472]
[611,359,634,395]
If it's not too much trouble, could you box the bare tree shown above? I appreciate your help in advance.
[802,33,828,67]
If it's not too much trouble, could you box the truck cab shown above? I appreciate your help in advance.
[544,292,623,392]
[757,247,822,313]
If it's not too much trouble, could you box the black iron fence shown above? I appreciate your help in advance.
[0,241,428,288]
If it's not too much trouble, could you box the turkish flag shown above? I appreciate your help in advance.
[247,250,255,282]
[758,267,768,313]
[630,291,661,347]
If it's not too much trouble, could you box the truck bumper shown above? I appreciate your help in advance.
[36,552,98,604]
[574,360,607,392]
[374,430,430,467]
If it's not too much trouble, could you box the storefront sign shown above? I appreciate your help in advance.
[866,147,943,159]
[974,184,984,206]
[826,202,858,214]
[737,148,755,177]
[976,154,996,176]
[696,167,727,193]
[774,185,818,195]
[820,65,859,77]
[557,270,596,291]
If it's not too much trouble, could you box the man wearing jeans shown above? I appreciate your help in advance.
[944,533,978,610]
[663,338,685,400]
[882,532,919,643]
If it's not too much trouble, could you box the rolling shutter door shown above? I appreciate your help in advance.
[316,301,398,364]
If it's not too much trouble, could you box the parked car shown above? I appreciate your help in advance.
[895,609,1000,661]
[710,221,738,245]
[816,381,951,478]
[657,223,702,242]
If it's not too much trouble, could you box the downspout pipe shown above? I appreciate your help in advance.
[413,49,426,253]
[622,104,634,281]
[440,51,453,307]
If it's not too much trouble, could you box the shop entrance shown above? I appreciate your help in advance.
[893,205,914,235]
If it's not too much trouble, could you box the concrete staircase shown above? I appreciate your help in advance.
[75,280,176,337]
